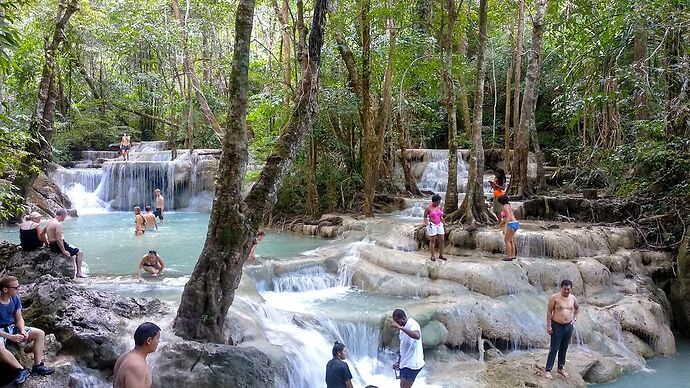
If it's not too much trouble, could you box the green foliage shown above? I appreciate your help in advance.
[0,116,33,220]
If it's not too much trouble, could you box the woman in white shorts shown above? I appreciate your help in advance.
[423,194,447,261]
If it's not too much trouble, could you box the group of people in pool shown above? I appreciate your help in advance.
[423,168,519,262]
[133,189,165,236]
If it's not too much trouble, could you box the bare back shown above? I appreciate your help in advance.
[121,135,131,146]
[45,219,63,243]
[113,351,151,388]
[143,213,156,228]
[548,293,577,324]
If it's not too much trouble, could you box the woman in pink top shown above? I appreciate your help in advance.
[423,194,447,261]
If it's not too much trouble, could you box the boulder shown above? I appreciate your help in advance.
[422,320,448,349]
[669,233,690,335]
[479,350,586,388]
[0,243,75,282]
[609,296,676,356]
[154,341,281,388]
[20,276,168,369]
[24,173,74,217]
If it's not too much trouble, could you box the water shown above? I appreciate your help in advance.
[418,149,468,196]
[596,339,690,387]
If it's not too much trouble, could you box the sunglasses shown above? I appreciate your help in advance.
[7,286,20,290]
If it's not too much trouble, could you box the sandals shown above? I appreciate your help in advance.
[501,257,515,261]
[430,256,436,262]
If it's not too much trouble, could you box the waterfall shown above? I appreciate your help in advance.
[97,161,177,210]
[418,149,469,196]
[52,167,108,213]
[261,266,339,293]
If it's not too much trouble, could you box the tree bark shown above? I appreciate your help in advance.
[395,112,422,195]
[361,0,375,217]
[512,0,525,134]
[441,0,459,214]
[174,0,328,343]
[633,16,648,121]
[306,132,319,217]
[171,0,224,142]
[503,22,515,170]
[272,0,293,106]
[334,31,363,99]
[509,0,547,198]
[455,0,491,224]
[457,36,472,137]
[30,0,79,169]
[373,19,397,191]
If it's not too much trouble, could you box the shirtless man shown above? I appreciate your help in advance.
[120,133,131,161]
[45,209,85,278]
[136,251,165,281]
[113,322,160,388]
[142,206,157,232]
[544,279,579,379]
[154,189,164,222]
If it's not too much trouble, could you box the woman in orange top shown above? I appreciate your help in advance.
[490,168,506,215]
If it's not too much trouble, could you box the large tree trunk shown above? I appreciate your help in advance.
[512,0,525,135]
[173,0,328,343]
[509,0,547,198]
[454,0,491,224]
[171,0,223,142]
[395,112,422,195]
[373,19,397,192]
[633,15,648,121]
[361,0,375,217]
[272,0,293,107]
[30,0,79,169]
[503,22,515,170]
[442,0,459,214]
[306,131,319,218]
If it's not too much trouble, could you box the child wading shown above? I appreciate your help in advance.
[423,194,447,261]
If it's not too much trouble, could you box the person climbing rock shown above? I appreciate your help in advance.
[496,195,519,261]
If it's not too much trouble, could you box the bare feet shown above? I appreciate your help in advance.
[544,371,553,379]
[557,369,569,379]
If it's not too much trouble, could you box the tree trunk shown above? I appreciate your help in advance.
[373,19,397,193]
[272,0,293,107]
[503,22,515,170]
[512,0,525,134]
[441,0,459,214]
[633,16,648,121]
[395,112,422,195]
[306,131,319,218]
[30,0,79,169]
[457,36,472,137]
[509,0,547,198]
[171,0,224,142]
[360,0,375,217]
[455,0,491,224]
[173,0,328,343]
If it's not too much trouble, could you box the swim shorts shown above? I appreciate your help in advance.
[0,325,33,346]
[400,367,423,381]
[507,221,520,232]
[426,222,444,237]
[49,241,79,256]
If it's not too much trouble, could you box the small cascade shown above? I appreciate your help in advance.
[80,150,120,160]
[261,266,339,292]
[418,149,468,196]
[130,140,168,152]
[97,161,177,210]
[52,167,108,213]
[515,233,547,258]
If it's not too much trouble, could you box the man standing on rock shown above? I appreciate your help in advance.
[46,209,86,278]
[390,309,424,388]
[544,279,579,380]
[120,133,131,161]
[0,275,55,384]
[113,322,161,388]
[154,189,164,222]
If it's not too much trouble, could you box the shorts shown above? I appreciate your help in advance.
[426,222,444,237]
[0,324,33,346]
[49,240,79,256]
[400,367,423,381]
[507,221,520,232]
[120,145,130,151]
[155,208,164,220]
[145,227,156,232]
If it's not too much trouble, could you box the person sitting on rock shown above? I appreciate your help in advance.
[0,275,55,385]
[136,251,165,281]
[19,212,47,251]
[247,230,265,261]
[46,209,86,278]
[113,322,161,388]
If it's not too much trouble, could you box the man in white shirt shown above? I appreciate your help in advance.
[390,309,425,388]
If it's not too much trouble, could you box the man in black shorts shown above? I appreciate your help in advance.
[325,341,353,388]
[45,209,86,278]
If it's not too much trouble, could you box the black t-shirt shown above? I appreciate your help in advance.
[325,358,352,388]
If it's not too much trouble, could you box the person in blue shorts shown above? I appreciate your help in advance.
[496,195,519,261]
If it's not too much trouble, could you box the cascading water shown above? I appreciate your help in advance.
[418,149,469,196]
[97,161,177,210]
[52,167,108,213]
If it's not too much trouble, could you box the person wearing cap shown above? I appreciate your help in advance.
[136,251,165,281]
[45,209,86,278]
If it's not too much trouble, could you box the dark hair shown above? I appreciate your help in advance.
[495,168,506,186]
[134,322,161,346]
[560,279,573,288]
[55,209,67,217]
[392,309,407,320]
[0,275,18,290]
[332,341,346,358]
[148,250,157,255]
[257,230,265,237]
[431,194,442,203]
[145,205,152,211]
[497,195,510,205]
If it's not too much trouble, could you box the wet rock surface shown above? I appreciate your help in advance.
[0,243,76,282]
[24,172,74,218]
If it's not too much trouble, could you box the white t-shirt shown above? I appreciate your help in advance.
[399,318,425,370]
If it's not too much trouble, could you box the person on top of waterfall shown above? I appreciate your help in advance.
[489,168,506,216]
[120,133,131,161]
[113,322,160,388]
[154,189,164,222]
[544,279,579,380]
[136,251,165,281]
[325,341,353,388]
[133,207,145,236]
[390,309,424,388]
[423,194,446,261]
[143,206,157,232]
[496,195,519,261]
